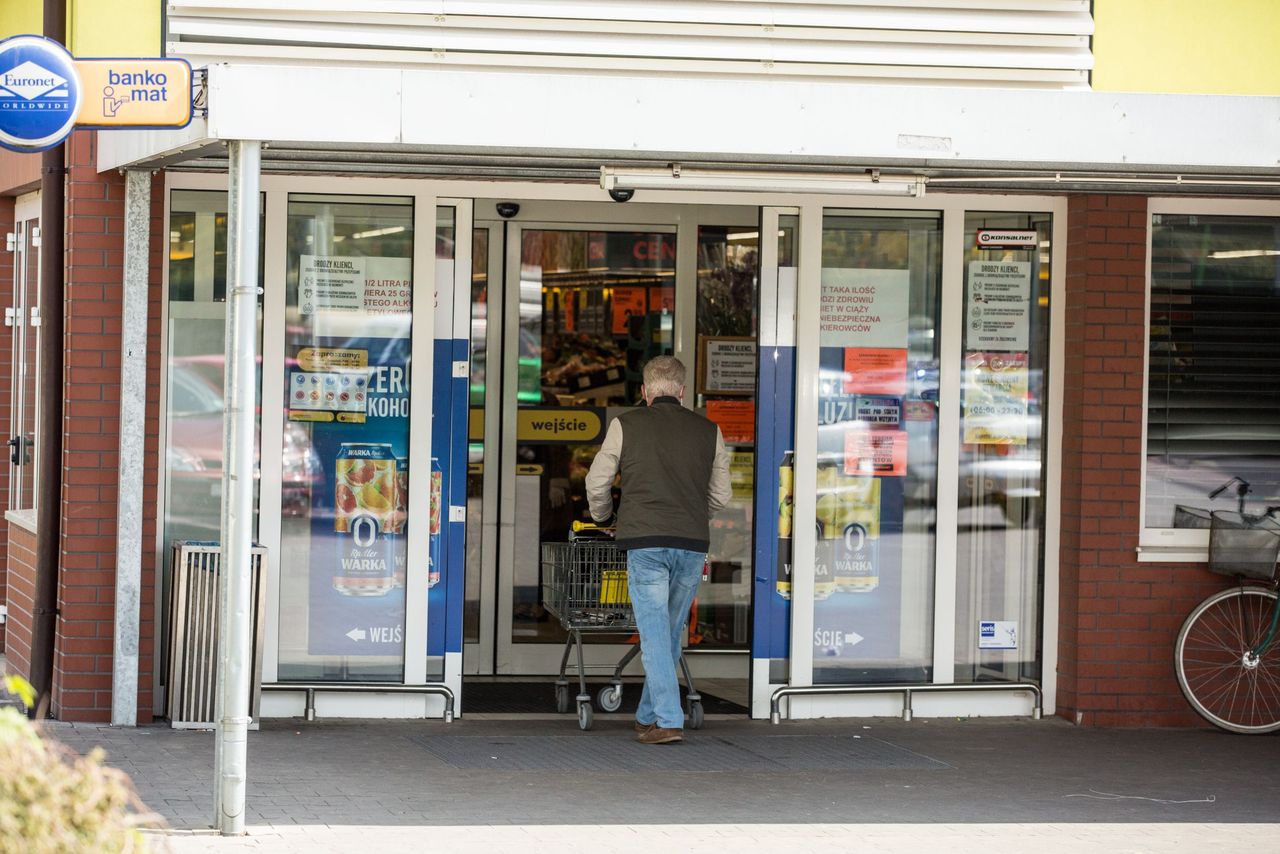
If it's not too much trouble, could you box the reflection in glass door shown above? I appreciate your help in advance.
[810,210,941,684]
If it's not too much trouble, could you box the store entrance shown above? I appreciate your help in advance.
[462,200,759,712]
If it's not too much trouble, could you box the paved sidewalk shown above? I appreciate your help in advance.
[45,714,1280,852]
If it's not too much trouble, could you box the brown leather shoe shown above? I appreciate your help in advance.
[634,721,655,734]
[636,726,683,745]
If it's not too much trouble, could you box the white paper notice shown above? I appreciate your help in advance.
[703,338,757,393]
[363,256,413,315]
[967,261,1031,351]
[300,255,366,314]
[820,268,910,348]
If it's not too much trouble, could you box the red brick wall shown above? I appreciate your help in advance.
[5,523,36,680]
[49,131,161,723]
[1057,193,1220,727]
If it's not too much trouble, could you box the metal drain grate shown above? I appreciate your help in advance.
[409,734,949,773]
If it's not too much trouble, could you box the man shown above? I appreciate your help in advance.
[585,356,732,744]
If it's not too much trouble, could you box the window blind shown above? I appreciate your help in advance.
[1146,214,1280,527]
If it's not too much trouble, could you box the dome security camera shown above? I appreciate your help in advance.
[608,188,635,203]
[496,202,520,219]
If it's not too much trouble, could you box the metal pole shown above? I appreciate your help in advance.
[215,140,260,836]
[30,0,68,722]
[111,170,152,726]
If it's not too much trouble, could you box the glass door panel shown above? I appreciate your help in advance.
[464,224,491,647]
[694,225,758,650]
[508,228,675,648]
[954,212,1052,683]
[811,210,941,683]
[277,194,415,682]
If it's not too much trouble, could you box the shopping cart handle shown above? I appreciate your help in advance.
[570,520,616,541]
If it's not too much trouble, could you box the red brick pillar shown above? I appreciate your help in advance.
[51,132,161,723]
[1057,194,1218,727]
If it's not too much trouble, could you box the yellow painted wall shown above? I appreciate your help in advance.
[0,0,161,56]
[1094,0,1280,95]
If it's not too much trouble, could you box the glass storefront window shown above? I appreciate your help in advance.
[162,190,264,695]
[1146,214,1280,530]
[812,210,941,684]
[277,194,414,682]
[954,212,1052,684]
[163,190,264,547]
[694,226,759,650]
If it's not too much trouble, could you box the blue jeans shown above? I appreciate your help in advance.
[627,547,704,730]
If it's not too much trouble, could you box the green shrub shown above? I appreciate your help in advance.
[0,677,162,854]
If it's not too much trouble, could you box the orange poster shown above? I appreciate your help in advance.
[611,287,647,334]
[649,286,674,313]
[844,429,907,477]
[563,289,575,332]
[706,400,756,444]
[843,348,908,395]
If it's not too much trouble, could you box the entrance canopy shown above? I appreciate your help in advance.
[98,63,1280,192]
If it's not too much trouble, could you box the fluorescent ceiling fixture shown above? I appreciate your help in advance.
[601,166,925,197]
[351,225,406,240]
[1208,249,1280,259]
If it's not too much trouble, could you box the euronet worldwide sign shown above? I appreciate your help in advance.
[0,34,191,153]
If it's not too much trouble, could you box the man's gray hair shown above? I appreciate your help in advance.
[642,355,686,398]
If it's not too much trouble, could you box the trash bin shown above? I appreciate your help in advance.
[164,541,267,728]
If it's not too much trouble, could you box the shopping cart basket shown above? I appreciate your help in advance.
[541,525,704,731]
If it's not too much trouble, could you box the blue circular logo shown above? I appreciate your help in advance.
[0,35,82,153]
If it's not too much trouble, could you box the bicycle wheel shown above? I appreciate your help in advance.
[1175,586,1280,734]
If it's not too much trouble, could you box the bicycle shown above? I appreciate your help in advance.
[1174,477,1280,733]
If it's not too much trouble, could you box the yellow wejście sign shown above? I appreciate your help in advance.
[75,59,192,128]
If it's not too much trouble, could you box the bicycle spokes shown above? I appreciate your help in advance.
[1177,587,1280,733]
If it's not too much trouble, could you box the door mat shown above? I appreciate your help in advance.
[409,733,949,772]
[462,681,747,715]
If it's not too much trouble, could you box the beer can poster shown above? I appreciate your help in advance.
[811,342,908,675]
[297,335,413,656]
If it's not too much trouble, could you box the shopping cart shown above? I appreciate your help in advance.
[541,522,704,731]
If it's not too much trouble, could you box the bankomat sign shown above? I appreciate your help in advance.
[0,34,192,153]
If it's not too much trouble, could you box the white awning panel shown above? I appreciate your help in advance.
[96,63,1279,176]
[167,0,1094,89]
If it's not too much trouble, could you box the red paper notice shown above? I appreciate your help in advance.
[844,429,907,477]
[706,399,755,444]
[843,348,907,395]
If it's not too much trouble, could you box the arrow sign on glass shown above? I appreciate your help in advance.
[345,628,367,642]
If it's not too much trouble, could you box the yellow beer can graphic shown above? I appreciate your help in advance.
[812,464,841,601]
[832,475,881,593]
[776,451,794,600]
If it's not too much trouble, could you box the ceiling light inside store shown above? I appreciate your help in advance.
[601,166,926,197]
[352,225,406,240]
[1208,249,1280,259]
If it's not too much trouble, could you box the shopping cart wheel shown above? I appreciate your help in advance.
[597,684,623,713]
[554,684,570,714]
[578,701,594,731]
[687,700,704,730]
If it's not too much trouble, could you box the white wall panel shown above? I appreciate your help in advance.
[167,0,1094,89]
